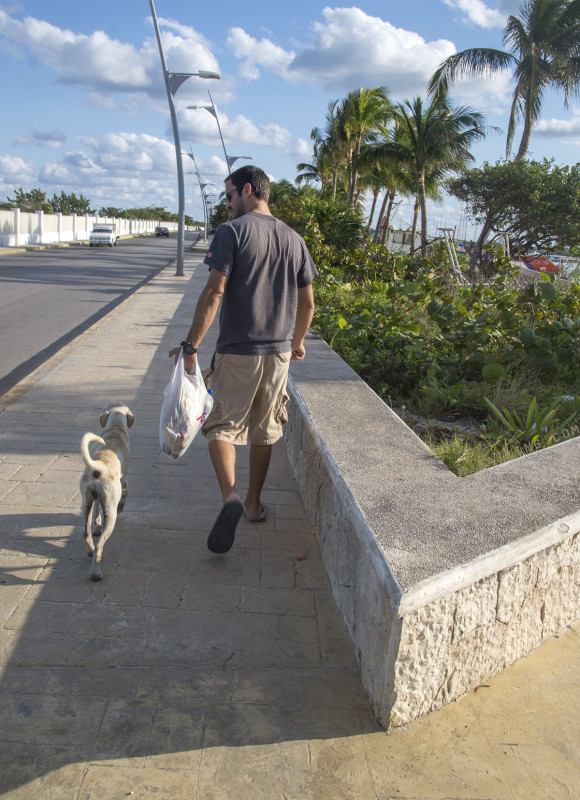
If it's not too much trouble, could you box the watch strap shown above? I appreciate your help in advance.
[180,341,198,354]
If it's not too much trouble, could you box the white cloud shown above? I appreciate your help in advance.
[180,109,292,149]
[35,132,177,208]
[445,69,513,116]
[225,8,459,95]
[287,138,312,163]
[80,132,175,171]
[534,112,580,144]
[14,129,66,149]
[0,155,36,181]
[227,27,295,81]
[0,11,149,88]
[286,7,457,95]
[0,9,224,111]
[225,6,514,112]
[442,0,507,28]
[32,132,232,210]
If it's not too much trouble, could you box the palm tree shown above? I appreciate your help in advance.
[358,122,417,243]
[357,163,386,233]
[268,179,299,206]
[297,127,329,191]
[428,0,580,160]
[406,166,445,254]
[297,102,348,197]
[340,87,392,203]
[366,91,487,255]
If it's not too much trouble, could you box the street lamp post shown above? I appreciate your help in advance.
[200,184,215,239]
[184,148,214,241]
[187,91,253,173]
[149,0,220,276]
[204,192,217,233]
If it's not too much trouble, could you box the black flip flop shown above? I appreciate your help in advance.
[207,500,244,554]
[245,502,268,523]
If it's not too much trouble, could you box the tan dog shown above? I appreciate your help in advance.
[79,403,135,581]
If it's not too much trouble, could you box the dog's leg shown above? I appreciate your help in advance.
[90,507,117,581]
[82,489,96,558]
[118,478,128,513]
[90,482,122,581]
[93,500,103,537]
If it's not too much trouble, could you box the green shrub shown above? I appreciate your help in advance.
[310,239,580,473]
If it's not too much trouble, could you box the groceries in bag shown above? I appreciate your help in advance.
[159,350,213,459]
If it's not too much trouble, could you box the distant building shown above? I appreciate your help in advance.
[386,227,422,254]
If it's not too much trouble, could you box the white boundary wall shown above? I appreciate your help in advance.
[0,209,179,247]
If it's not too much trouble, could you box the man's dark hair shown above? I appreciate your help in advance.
[227,165,270,203]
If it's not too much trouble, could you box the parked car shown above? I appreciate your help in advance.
[155,226,170,237]
[89,224,117,247]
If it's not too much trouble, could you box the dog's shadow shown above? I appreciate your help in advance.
[0,510,94,585]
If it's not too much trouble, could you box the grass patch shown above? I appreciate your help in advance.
[427,434,530,477]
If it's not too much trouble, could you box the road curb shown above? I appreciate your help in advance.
[0,233,156,256]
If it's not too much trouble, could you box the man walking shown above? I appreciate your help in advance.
[170,166,317,553]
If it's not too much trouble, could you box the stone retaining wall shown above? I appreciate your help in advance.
[285,333,580,729]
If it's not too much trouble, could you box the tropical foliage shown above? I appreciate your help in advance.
[1,189,201,223]
[309,238,580,474]
[295,85,488,257]
[274,193,365,254]
[363,91,487,255]
[1,187,93,214]
[448,158,580,267]
[428,0,580,160]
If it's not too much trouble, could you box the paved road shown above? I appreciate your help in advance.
[0,234,189,396]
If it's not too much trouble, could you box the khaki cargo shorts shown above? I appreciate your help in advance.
[202,352,291,446]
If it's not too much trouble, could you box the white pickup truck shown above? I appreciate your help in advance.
[89,224,117,247]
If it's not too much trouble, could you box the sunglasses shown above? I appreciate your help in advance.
[225,185,244,202]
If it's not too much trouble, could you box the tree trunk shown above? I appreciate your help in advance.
[409,197,420,254]
[515,115,533,161]
[346,142,355,203]
[366,190,379,232]
[373,190,390,243]
[332,167,338,197]
[469,216,493,274]
[349,135,362,205]
[418,172,428,256]
[380,191,396,244]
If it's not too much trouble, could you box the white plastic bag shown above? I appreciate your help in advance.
[159,349,213,459]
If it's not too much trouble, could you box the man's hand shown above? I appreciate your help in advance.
[291,341,306,360]
[168,347,197,374]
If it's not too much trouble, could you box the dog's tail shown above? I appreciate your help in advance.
[80,433,106,479]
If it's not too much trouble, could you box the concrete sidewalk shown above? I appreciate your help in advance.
[0,250,578,800]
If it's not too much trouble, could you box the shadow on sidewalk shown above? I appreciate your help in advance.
[0,263,378,796]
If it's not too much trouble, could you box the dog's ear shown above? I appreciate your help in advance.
[126,410,135,428]
[99,409,109,428]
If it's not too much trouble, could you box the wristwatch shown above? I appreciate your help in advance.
[180,341,198,355]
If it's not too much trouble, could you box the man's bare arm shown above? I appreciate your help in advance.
[169,268,228,371]
[291,284,315,360]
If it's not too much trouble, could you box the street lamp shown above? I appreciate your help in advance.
[184,148,214,241]
[187,91,253,173]
[200,184,215,239]
[149,0,220,276]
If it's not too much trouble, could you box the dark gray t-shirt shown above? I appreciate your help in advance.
[204,212,318,355]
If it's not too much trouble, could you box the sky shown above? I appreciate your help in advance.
[0,0,577,238]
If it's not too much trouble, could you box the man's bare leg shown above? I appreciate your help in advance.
[209,439,240,504]
[207,439,243,553]
[245,443,272,520]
